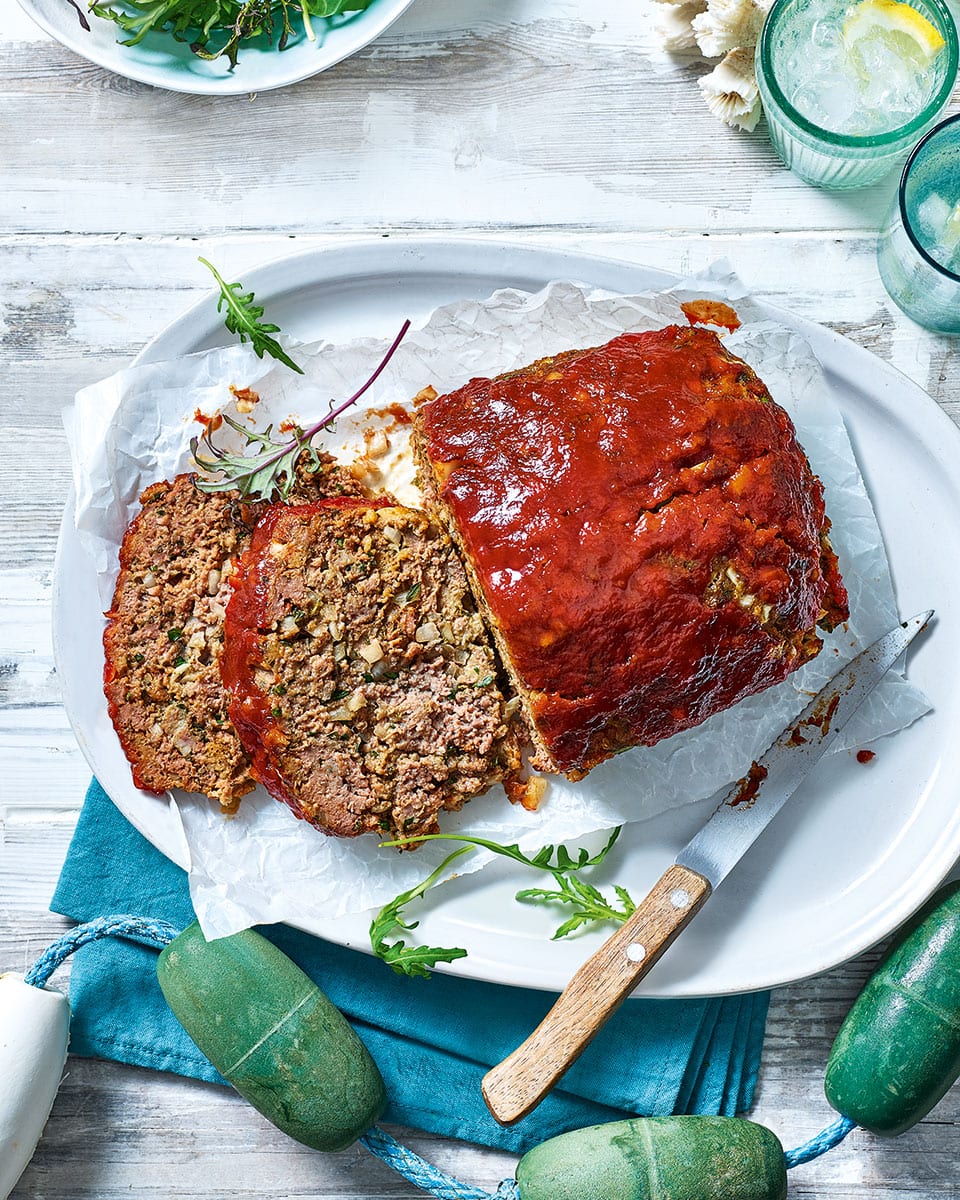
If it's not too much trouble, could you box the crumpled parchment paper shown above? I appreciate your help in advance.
[64,268,930,937]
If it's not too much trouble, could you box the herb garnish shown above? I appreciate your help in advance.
[199,257,304,375]
[516,876,636,940]
[86,0,375,68]
[190,276,410,502]
[368,847,473,979]
[369,828,635,976]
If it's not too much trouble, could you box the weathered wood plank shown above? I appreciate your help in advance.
[4,5,954,236]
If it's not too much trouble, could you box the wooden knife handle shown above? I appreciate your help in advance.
[481,862,712,1126]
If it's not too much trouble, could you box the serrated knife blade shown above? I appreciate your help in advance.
[676,609,933,889]
[482,611,933,1126]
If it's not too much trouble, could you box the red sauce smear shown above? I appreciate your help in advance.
[371,402,413,427]
[193,408,223,432]
[856,749,876,764]
[793,691,843,742]
[728,762,768,809]
[681,299,741,333]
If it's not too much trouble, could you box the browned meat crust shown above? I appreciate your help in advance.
[221,500,522,839]
[103,458,365,810]
[413,325,849,778]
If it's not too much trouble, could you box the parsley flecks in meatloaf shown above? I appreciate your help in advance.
[221,500,523,840]
[413,324,849,779]
[103,458,366,811]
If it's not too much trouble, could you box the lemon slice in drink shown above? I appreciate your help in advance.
[842,0,946,68]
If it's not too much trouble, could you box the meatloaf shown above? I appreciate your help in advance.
[103,457,365,810]
[413,324,849,778]
[221,499,522,839]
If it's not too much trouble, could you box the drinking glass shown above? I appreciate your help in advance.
[878,114,960,333]
[756,0,958,190]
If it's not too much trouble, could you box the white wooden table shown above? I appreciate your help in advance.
[2,2,959,1195]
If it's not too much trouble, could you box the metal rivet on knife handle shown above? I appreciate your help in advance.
[480,864,712,1126]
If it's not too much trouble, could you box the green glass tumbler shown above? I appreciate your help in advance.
[756,0,958,190]
[878,114,960,333]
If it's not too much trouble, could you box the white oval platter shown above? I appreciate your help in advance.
[53,237,960,997]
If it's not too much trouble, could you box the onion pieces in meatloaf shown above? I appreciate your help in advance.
[221,499,523,840]
[413,324,849,778]
[103,459,366,812]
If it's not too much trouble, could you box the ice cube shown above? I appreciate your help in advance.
[812,17,843,47]
[813,71,863,129]
[916,192,954,243]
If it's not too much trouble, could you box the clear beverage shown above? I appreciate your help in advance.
[756,0,958,189]
[878,114,960,332]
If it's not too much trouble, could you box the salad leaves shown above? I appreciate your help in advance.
[86,0,376,67]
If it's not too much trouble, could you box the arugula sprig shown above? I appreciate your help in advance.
[516,876,636,940]
[370,827,636,977]
[199,256,304,374]
[369,847,472,979]
[381,826,623,873]
[190,259,410,502]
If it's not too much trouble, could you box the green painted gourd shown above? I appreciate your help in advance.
[157,921,386,1151]
[515,1116,787,1200]
[825,880,960,1137]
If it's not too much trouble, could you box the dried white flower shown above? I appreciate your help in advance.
[654,0,709,51]
[698,48,762,132]
[693,0,767,56]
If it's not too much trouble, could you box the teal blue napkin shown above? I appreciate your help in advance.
[51,781,769,1153]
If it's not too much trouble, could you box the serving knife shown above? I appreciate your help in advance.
[481,611,933,1126]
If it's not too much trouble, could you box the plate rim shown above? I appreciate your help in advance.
[15,0,416,96]
[53,234,960,996]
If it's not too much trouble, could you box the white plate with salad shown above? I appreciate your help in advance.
[53,237,960,998]
[17,0,415,95]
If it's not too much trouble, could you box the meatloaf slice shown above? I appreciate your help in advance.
[103,457,365,811]
[222,500,522,839]
[413,324,849,778]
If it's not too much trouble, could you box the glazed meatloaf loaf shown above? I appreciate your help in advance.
[413,324,849,778]
[103,458,365,811]
[221,499,522,839]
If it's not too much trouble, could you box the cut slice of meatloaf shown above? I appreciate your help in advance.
[412,324,849,779]
[221,500,522,840]
[103,457,365,811]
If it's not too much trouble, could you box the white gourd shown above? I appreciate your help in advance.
[0,973,71,1200]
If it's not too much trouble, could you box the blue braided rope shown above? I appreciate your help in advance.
[361,1127,519,1200]
[24,915,181,989]
[784,1114,858,1168]
[20,916,858,1197]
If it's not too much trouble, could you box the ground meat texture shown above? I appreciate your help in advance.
[222,501,522,840]
[104,458,365,810]
[413,325,849,778]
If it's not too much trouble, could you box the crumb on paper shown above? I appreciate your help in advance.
[230,385,261,414]
[413,385,438,407]
[365,427,391,459]
[681,298,742,332]
[504,775,548,811]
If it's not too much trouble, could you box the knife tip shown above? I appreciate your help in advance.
[904,609,935,633]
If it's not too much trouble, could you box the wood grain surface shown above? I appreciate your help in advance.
[3,1,960,1196]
